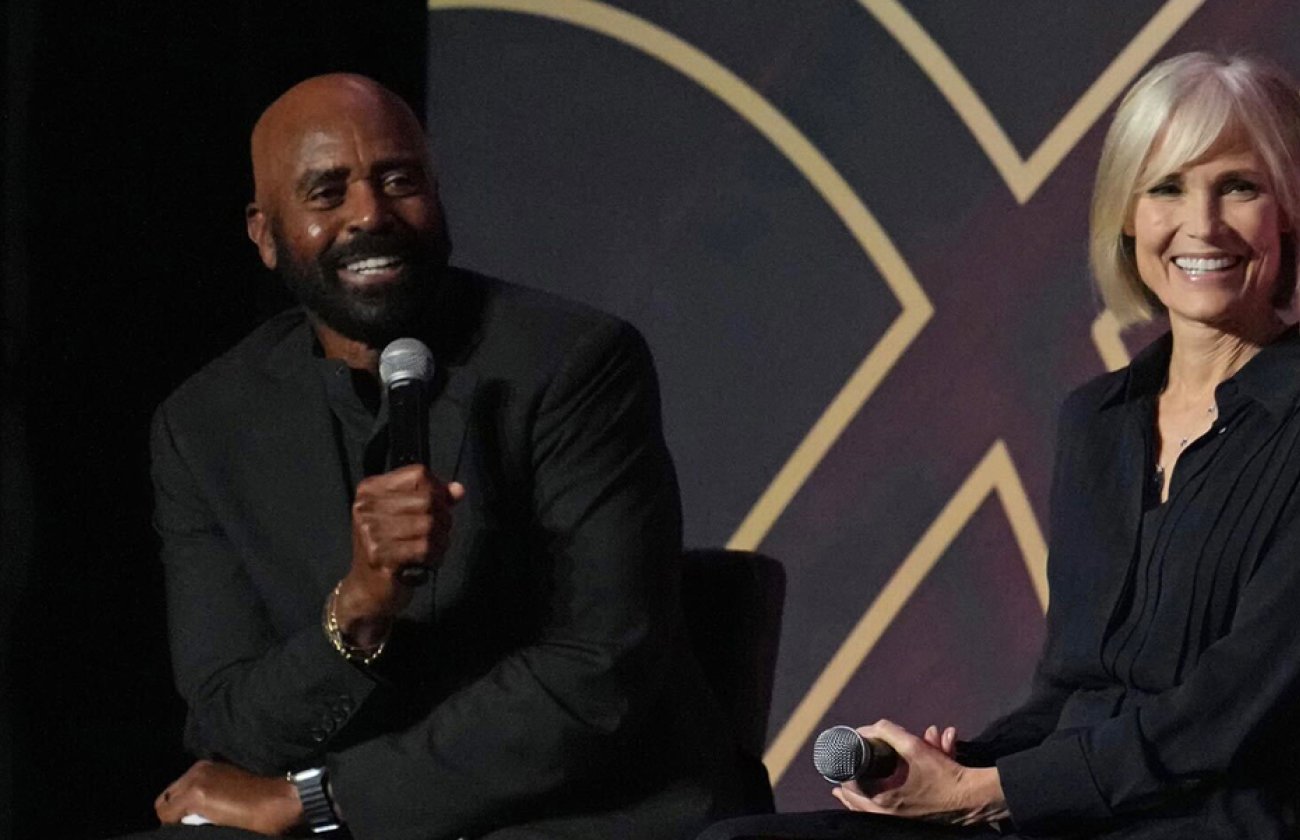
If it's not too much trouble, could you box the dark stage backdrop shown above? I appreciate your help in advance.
[6,2,1300,838]
[1,3,426,838]
[419,0,1300,811]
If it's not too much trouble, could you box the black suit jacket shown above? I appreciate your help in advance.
[151,270,748,840]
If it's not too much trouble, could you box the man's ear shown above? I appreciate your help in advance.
[245,203,277,269]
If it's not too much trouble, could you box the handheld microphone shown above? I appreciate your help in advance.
[379,338,436,585]
[379,338,436,468]
[813,725,898,783]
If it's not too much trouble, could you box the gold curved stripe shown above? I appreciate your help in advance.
[426,0,934,553]
[762,440,1048,783]
[1092,309,1131,371]
[859,0,1206,204]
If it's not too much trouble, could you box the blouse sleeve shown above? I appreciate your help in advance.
[997,415,1300,833]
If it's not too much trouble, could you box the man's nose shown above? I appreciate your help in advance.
[344,181,392,233]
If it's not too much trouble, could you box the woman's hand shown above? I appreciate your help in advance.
[831,719,1009,827]
[922,723,958,757]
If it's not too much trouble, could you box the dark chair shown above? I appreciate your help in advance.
[680,548,786,811]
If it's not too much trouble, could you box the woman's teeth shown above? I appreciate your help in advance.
[1174,256,1239,275]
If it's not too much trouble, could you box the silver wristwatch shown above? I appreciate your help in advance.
[288,766,341,834]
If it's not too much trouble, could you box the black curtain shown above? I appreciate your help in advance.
[1,3,425,837]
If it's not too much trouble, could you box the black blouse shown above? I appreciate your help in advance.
[966,328,1300,839]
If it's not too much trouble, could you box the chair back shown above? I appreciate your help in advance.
[680,548,785,760]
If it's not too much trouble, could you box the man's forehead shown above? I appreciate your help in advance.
[289,119,427,173]
[252,75,429,195]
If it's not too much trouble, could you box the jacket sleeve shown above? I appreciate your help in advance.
[327,320,685,840]
[151,404,380,774]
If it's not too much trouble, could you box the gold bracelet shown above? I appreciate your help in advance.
[322,582,388,665]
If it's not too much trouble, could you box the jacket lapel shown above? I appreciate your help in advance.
[256,323,355,604]
[427,365,476,483]
[400,364,477,621]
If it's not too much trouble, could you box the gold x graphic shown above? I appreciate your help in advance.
[425,0,1202,784]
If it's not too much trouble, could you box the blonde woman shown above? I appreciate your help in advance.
[703,51,1300,840]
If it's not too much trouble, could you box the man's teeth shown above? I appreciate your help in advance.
[1174,256,1239,274]
[344,256,402,274]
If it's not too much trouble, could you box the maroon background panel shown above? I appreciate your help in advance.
[420,0,1300,810]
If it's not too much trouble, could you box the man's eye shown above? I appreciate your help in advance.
[382,172,421,196]
[308,186,345,205]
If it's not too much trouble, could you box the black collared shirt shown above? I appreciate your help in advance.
[315,351,388,491]
[972,328,1300,838]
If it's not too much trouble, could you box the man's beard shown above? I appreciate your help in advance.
[272,221,449,347]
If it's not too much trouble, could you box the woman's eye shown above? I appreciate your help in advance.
[1146,180,1181,197]
[1222,179,1260,197]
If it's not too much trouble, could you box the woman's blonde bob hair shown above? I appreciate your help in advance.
[1090,52,1300,326]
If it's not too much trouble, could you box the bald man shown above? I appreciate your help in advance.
[137,75,758,839]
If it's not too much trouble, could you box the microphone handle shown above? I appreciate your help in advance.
[857,737,898,780]
[387,380,429,468]
[388,379,431,585]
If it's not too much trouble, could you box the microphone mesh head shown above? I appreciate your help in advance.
[813,725,865,783]
[379,338,435,387]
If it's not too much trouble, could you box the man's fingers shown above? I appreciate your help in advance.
[155,782,196,824]
[354,490,434,517]
[358,465,464,498]
[396,566,431,586]
[382,463,432,489]
[368,513,435,541]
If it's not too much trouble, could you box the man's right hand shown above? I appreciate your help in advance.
[335,464,464,645]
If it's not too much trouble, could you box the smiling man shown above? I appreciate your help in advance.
[136,74,755,840]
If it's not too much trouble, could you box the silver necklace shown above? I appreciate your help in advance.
[1155,403,1218,479]
[1173,403,1218,448]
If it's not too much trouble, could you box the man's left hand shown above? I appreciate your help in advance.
[155,760,301,836]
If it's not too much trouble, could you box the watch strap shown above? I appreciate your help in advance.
[288,766,341,834]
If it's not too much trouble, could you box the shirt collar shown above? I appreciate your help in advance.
[1228,324,1300,416]
[1104,325,1300,416]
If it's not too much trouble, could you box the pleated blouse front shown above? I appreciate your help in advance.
[984,328,1300,838]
